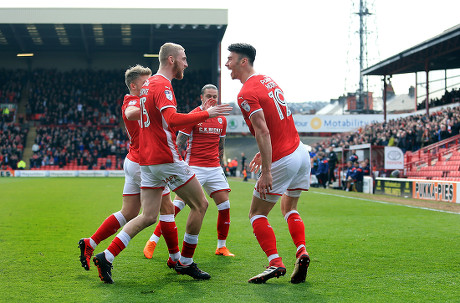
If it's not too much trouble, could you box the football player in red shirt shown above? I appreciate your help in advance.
[79,65,179,276]
[93,43,232,282]
[143,84,235,259]
[79,65,179,279]
[226,43,311,284]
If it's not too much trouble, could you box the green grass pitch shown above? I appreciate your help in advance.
[0,177,459,302]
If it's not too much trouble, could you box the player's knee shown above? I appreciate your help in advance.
[197,198,209,214]
[139,213,157,227]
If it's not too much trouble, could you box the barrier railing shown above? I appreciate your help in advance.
[404,134,460,171]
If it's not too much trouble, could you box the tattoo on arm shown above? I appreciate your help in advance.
[219,137,225,166]
[176,133,189,155]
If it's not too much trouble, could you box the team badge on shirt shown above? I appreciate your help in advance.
[217,117,223,124]
[165,90,173,101]
[128,100,137,105]
[240,100,250,112]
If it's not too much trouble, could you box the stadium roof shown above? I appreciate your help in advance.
[0,8,228,55]
[362,24,460,76]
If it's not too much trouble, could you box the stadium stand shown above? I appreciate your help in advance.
[0,68,209,170]
[0,122,28,170]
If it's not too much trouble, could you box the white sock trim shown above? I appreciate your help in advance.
[104,250,115,263]
[296,244,306,252]
[216,200,230,211]
[173,199,186,210]
[113,211,127,227]
[149,234,160,243]
[217,239,226,248]
[284,210,299,222]
[170,252,181,262]
[267,254,280,262]
[183,232,199,245]
[159,214,175,222]
[179,256,193,265]
[117,230,131,247]
[250,215,267,225]
[89,237,97,249]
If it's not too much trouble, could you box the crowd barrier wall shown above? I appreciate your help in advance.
[375,177,459,203]
[1,170,125,178]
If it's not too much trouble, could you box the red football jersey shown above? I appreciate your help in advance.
[122,94,141,163]
[180,106,226,167]
[237,74,300,162]
[138,74,182,165]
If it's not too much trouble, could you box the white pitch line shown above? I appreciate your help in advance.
[312,191,460,215]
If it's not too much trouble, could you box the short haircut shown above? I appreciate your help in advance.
[227,43,256,65]
[159,42,185,66]
[201,84,218,96]
[125,64,151,89]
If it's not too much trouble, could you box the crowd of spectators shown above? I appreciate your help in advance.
[311,105,460,155]
[417,88,460,110]
[29,126,128,170]
[0,122,28,170]
[26,68,208,126]
[2,68,459,171]
[0,69,24,104]
[9,68,207,170]
[27,69,124,126]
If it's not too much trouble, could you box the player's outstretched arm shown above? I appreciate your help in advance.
[206,104,232,118]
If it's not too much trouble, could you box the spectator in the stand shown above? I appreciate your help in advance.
[349,151,358,163]
[317,152,328,188]
[421,126,432,147]
[451,116,460,136]
[229,158,238,176]
[17,159,26,169]
[344,161,354,191]
[438,124,450,141]
[414,124,423,151]
[353,161,364,192]
[327,146,337,185]
[362,158,371,176]
[106,157,112,169]
[241,152,246,172]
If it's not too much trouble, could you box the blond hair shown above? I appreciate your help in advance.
[159,42,185,66]
[124,64,152,89]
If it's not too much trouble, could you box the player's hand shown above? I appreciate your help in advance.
[203,98,218,110]
[249,152,262,173]
[256,171,272,200]
[207,103,232,118]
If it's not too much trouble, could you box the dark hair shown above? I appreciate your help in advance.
[228,43,256,65]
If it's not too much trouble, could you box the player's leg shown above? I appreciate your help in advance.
[248,196,286,283]
[143,192,186,258]
[212,191,234,256]
[281,143,311,284]
[93,187,163,283]
[173,176,211,279]
[79,158,141,270]
[280,194,310,284]
[200,166,234,256]
[157,192,181,267]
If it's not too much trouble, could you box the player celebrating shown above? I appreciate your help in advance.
[93,43,232,283]
[79,65,179,275]
[143,84,234,259]
[225,43,311,284]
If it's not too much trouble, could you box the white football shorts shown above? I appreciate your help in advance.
[124,157,169,196]
[253,142,311,203]
[190,166,231,197]
[140,160,195,192]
